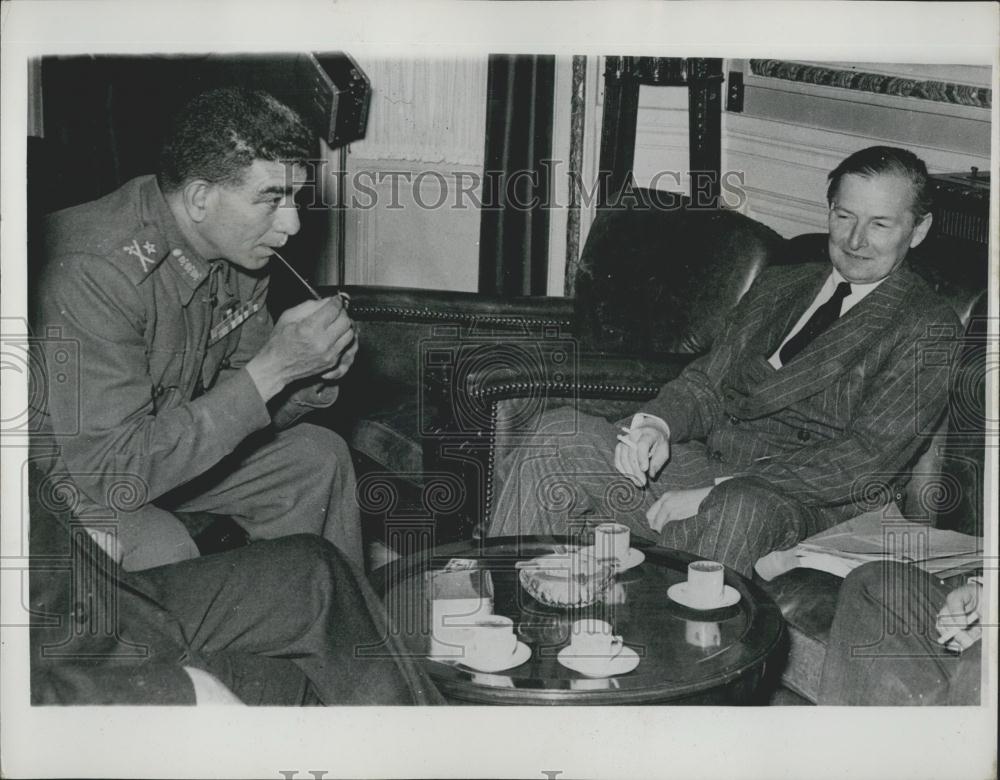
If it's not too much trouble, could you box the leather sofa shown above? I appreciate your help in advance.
[322,190,987,701]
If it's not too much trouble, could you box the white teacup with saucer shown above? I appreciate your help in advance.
[431,616,531,673]
[667,560,740,610]
[558,618,640,677]
[592,522,645,572]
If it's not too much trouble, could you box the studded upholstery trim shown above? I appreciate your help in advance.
[470,381,662,402]
[479,400,501,539]
[350,304,571,328]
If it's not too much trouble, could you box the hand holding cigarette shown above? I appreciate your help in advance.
[935,581,983,653]
[614,420,670,488]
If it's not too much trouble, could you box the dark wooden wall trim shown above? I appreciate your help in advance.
[598,57,724,208]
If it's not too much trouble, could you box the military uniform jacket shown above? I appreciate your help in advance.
[35,175,337,511]
[646,262,959,514]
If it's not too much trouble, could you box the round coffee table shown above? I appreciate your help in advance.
[371,535,785,704]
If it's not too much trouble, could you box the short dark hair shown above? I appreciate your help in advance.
[827,146,933,221]
[157,87,314,192]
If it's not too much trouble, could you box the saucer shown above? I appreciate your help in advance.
[429,640,531,673]
[558,645,640,678]
[667,582,740,610]
[586,546,645,572]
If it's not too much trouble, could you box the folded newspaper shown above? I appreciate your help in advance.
[755,510,983,580]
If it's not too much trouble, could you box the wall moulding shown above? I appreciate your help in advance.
[748,59,991,111]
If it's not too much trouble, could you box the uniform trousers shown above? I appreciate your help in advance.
[135,535,442,705]
[31,530,443,705]
[488,407,828,577]
[817,562,981,705]
[110,423,361,572]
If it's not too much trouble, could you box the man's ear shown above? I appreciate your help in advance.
[181,180,214,224]
[909,212,933,249]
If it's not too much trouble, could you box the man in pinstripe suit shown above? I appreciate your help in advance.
[489,147,959,577]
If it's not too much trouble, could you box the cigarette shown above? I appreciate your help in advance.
[616,434,637,449]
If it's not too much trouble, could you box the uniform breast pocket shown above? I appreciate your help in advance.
[148,349,187,411]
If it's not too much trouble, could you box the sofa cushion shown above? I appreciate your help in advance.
[321,379,431,482]
[348,411,425,478]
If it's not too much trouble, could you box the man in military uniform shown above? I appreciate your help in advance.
[33,88,363,571]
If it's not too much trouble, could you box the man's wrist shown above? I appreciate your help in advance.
[632,412,671,439]
[245,353,287,402]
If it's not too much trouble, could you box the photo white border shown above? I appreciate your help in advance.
[2,2,997,778]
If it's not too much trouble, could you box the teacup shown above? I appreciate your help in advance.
[567,618,624,658]
[594,522,630,564]
[460,616,518,666]
[685,560,725,609]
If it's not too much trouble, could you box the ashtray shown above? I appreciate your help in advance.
[517,550,614,608]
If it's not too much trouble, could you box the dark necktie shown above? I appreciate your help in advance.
[779,281,852,365]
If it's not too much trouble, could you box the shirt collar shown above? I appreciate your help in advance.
[139,177,213,305]
[829,267,886,304]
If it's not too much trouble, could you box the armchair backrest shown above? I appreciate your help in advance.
[574,189,786,356]
[931,293,988,536]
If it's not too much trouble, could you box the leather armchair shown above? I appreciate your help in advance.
[313,286,574,545]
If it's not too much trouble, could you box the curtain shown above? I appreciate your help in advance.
[478,55,555,296]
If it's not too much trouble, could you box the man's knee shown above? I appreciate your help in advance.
[699,476,809,546]
[281,423,353,478]
[252,534,342,581]
[704,476,797,513]
[839,561,887,604]
[533,406,608,447]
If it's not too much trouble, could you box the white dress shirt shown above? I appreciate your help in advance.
[767,269,885,369]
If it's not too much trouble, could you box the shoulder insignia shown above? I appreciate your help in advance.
[122,238,159,273]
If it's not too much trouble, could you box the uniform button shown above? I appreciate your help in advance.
[728,414,740,425]
[154,384,165,397]
[220,358,231,369]
[797,430,810,442]
[711,450,724,462]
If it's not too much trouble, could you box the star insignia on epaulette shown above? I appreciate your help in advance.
[123,239,157,272]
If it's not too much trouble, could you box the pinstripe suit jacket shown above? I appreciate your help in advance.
[645,262,959,516]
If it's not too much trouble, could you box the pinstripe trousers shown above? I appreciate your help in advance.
[488,406,826,577]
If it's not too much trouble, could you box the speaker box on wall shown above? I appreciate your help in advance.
[202,52,371,148]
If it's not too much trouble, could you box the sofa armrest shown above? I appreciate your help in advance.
[315,284,575,394]
[321,284,575,328]
[463,352,692,405]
